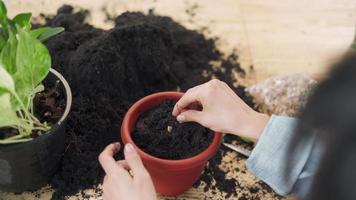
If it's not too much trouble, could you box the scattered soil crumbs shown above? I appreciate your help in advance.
[132,100,214,159]
[192,135,283,199]
[21,5,280,200]
[193,146,238,198]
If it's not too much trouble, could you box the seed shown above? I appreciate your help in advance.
[167,125,172,133]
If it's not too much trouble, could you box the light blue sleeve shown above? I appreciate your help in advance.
[245,115,322,197]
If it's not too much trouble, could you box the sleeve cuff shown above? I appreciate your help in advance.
[246,115,314,195]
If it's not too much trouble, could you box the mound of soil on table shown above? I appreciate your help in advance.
[36,5,256,199]
[132,100,214,159]
[68,23,178,102]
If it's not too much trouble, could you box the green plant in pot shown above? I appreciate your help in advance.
[0,1,72,192]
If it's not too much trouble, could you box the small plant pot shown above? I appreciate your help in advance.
[121,92,222,196]
[0,69,72,192]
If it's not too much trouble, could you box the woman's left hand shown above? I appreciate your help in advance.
[99,142,156,200]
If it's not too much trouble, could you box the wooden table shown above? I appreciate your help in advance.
[2,0,356,199]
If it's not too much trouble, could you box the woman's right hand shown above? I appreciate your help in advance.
[172,79,269,142]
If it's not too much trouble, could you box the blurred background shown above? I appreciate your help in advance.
[6,0,356,80]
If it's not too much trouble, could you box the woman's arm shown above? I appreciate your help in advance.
[174,80,322,197]
[246,115,322,196]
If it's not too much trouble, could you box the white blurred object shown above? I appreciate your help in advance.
[246,74,317,117]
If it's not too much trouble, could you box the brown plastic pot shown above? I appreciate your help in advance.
[121,91,222,196]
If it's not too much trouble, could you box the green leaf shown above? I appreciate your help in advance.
[13,13,31,30]
[30,27,64,41]
[0,65,15,92]
[0,93,19,127]
[32,83,44,94]
[0,0,7,24]
[0,32,5,50]
[15,31,51,106]
[0,34,17,74]
[0,1,8,36]
[29,27,48,38]
[0,28,7,41]
[0,65,18,109]
[1,19,17,37]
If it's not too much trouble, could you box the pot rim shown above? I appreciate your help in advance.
[121,91,222,168]
[49,68,72,125]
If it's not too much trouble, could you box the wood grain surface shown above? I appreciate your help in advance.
[1,0,355,199]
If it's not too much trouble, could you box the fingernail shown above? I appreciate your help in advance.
[125,143,134,153]
[172,104,178,116]
[114,142,121,150]
[177,115,185,123]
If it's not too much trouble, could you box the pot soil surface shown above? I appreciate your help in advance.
[28,5,278,200]
[132,100,214,160]
[0,79,65,139]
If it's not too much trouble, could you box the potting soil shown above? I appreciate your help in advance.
[132,100,214,159]
[37,5,258,199]
[0,78,65,139]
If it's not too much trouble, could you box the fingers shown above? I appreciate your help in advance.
[172,87,200,116]
[103,175,108,183]
[114,160,133,181]
[177,110,204,124]
[124,143,148,178]
[99,143,121,176]
[100,144,132,189]
[173,79,220,116]
[116,160,130,171]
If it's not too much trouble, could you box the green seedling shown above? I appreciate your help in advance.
[0,0,64,144]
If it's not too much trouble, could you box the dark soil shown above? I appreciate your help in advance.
[194,146,239,198]
[0,77,65,140]
[195,135,283,199]
[34,5,257,199]
[132,100,214,159]
[34,78,66,127]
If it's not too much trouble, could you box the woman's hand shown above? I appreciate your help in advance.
[99,143,156,200]
[172,79,269,141]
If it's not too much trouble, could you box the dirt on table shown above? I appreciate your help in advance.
[193,135,283,199]
[24,5,275,200]
[132,100,214,160]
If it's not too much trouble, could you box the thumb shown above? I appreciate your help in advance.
[177,110,204,124]
[124,143,147,176]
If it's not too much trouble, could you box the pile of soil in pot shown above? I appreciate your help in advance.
[33,5,256,199]
[0,77,65,140]
[132,100,214,159]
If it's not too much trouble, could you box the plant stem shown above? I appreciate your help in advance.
[12,92,27,115]
[0,138,33,144]
[11,91,50,135]
[3,134,25,140]
[33,125,50,132]
[29,113,41,123]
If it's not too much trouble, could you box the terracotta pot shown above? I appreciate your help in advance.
[121,91,222,196]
